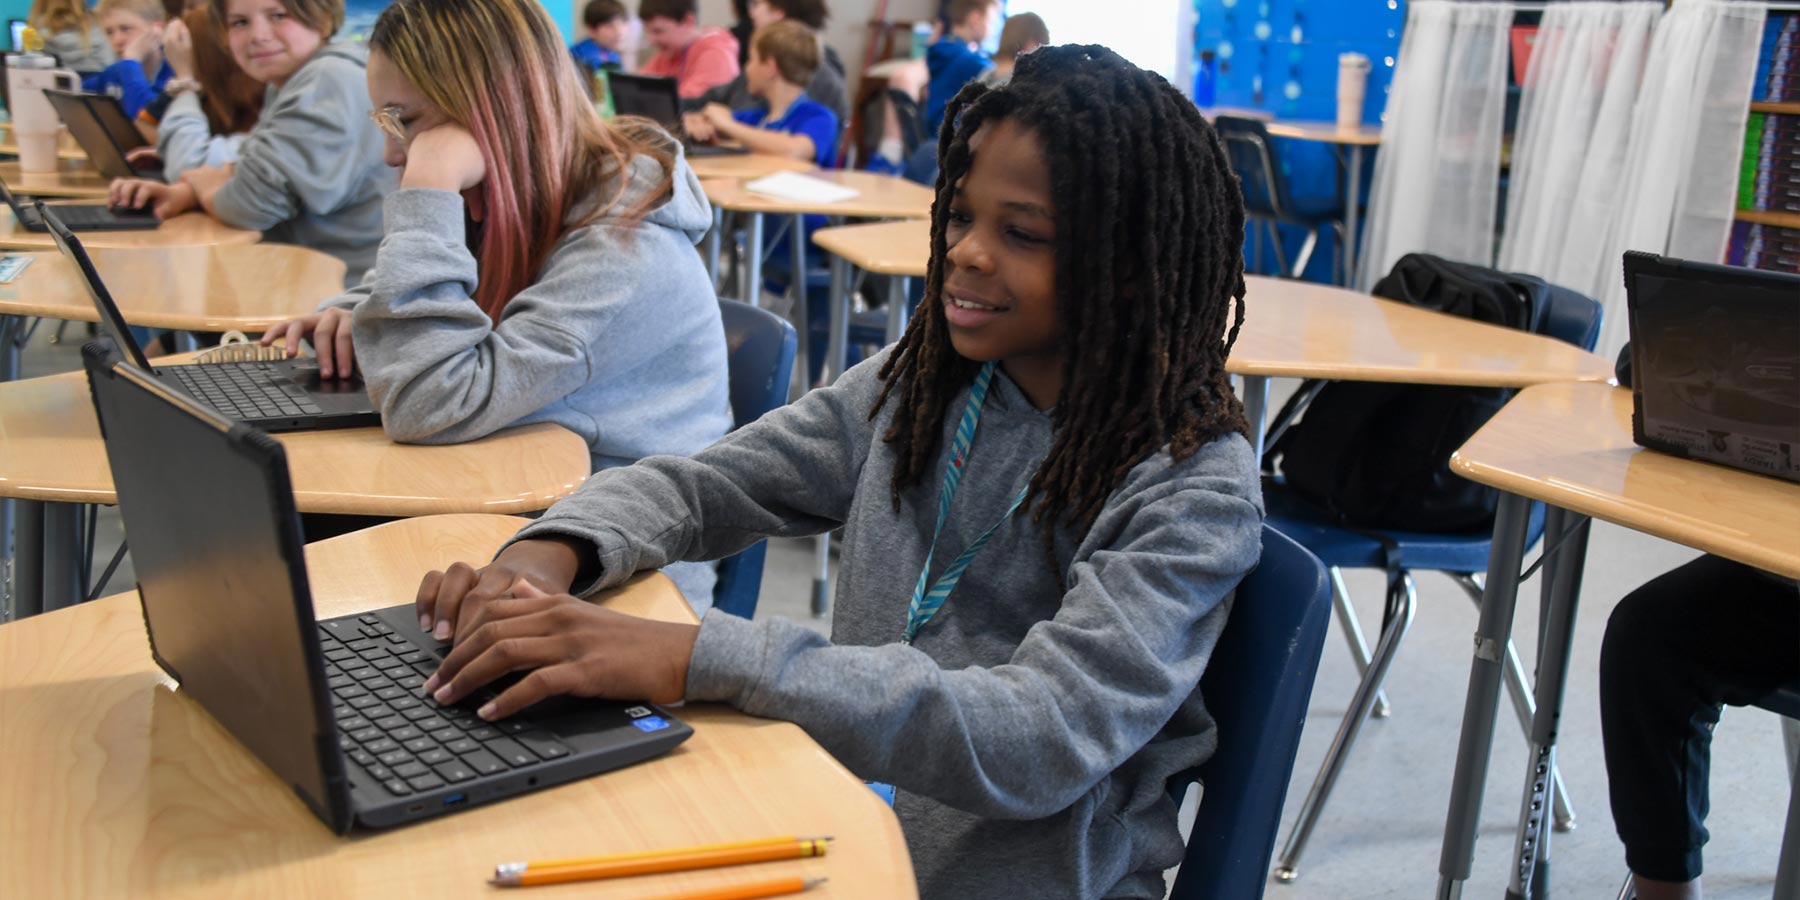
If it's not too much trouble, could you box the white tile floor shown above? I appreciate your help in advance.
[9,326,1790,897]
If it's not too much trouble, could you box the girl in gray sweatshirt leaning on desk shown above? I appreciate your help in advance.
[108,0,392,285]
[261,0,730,610]
[415,47,1263,900]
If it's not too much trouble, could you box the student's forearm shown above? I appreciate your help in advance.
[714,119,813,161]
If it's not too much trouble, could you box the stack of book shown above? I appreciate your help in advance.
[1752,13,1795,103]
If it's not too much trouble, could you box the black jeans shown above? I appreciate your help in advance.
[1599,554,1799,881]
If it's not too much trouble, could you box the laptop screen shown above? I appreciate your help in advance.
[43,89,135,178]
[1625,252,1800,481]
[606,73,682,132]
[39,206,157,370]
[83,347,350,830]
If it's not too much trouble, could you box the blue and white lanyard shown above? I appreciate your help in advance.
[902,362,1033,645]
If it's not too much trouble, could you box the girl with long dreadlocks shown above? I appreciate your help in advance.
[416,45,1261,899]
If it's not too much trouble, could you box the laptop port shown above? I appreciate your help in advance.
[443,793,468,808]
[406,803,426,814]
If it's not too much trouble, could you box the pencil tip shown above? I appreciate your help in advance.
[804,877,829,889]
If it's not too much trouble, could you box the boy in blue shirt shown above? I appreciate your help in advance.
[570,0,626,71]
[83,0,172,120]
[922,0,996,136]
[687,19,837,166]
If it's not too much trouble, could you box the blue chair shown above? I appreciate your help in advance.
[1167,525,1332,899]
[1214,116,1347,282]
[1268,279,1603,881]
[712,299,797,619]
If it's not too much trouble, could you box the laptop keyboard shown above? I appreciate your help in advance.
[170,364,323,421]
[28,204,156,228]
[317,615,573,797]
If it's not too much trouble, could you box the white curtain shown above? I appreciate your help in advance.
[1588,0,1767,356]
[1497,1,1660,296]
[1355,1,1514,290]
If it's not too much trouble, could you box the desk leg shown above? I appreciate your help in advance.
[1,314,21,382]
[1506,509,1590,900]
[1344,145,1364,287]
[42,502,81,612]
[887,276,911,344]
[824,221,850,387]
[1776,754,1800,900]
[705,204,723,288]
[745,212,764,308]
[1241,375,1270,463]
[13,499,44,619]
[1436,491,1535,899]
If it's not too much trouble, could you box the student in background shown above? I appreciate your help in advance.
[414,46,1261,900]
[28,0,115,71]
[259,0,730,610]
[107,0,394,286]
[687,20,835,166]
[727,0,752,66]
[570,0,625,71]
[922,0,995,136]
[134,6,265,175]
[83,0,172,118]
[977,12,1045,88]
[683,0,847,126]
[637,0,739,99]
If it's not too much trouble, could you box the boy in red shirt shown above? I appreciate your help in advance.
[638,0,740,98]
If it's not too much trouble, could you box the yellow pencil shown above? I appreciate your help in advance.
[630,876,826,900]
[490,836,832,887]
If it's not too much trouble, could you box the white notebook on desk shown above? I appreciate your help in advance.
[745,171,861,205]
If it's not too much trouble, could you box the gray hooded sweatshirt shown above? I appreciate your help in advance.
[510,349,1264,899]
[331,150,731,609]
[206,42,395,286]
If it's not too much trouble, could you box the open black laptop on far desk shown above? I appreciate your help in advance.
[0,175,157,231]
[82,344,693,831]
[44,88,163,179]
[606,71,750,157]
[40,201,379,431]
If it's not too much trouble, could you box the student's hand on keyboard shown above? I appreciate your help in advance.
[261,306,358,379]
[415,537,587,642]
[683,112,716,143]
[124,146,162,168]
[108,177,195,218]
[423,581,700,717]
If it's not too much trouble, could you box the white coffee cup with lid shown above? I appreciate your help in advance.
[1337,52,1371,131]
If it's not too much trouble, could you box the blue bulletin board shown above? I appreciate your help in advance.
[1192,0,1405,281]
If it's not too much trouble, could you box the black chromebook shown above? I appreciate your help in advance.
[42,201,379,432]
[83,344,693,831]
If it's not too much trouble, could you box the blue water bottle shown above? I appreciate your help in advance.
[1192,49,1217,107]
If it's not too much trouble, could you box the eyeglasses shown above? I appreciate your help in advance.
[369,105,407,145]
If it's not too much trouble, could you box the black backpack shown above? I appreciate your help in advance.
[1264,254,1558,533]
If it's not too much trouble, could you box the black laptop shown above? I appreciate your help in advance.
[607,71,749,157]
[1623,250,1800,482]
[44,88,163,179]
[82,344,694,832]
[42,201,380,431]
[0,173,158,231]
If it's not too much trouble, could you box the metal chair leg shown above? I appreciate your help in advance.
[1455,574,1578,832]
[1328,567,1392,718]
[1291,228,1319,279]
[1274,572,1418,882]
[1615,872,1634,900]
[1267,221,1289,277]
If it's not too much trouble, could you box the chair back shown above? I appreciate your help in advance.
[1168,525,1333,899]
[1213,115,1292,221]
[1534,282,1603,352]
[713,299,798,619]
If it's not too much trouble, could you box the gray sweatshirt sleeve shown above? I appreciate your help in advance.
[682,444,1260,820]
[207,53,369,232]
[155,92,222,181]
[510,354,885,574]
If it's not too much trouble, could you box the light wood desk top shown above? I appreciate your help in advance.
[0,514,916,900]
[1230,276,1614,386]
[1452,381,1800,579]
[813,218,929,276]
[701,170,936,219]
[0,207,260,249]
[0,244,344,329]
[0,355,591,514]
[0,158,113,198]
[1200,107,1384,146]
[0,123,88,161]
[686,151,817,180]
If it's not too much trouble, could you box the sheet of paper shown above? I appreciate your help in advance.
[744,172,861,205]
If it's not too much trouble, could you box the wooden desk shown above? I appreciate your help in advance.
[0,123,88,161]
[811,219,929,348]
[0,207,260,250]
[0,514,916,900]
[0,243,343,329]
[0,356,592,616]
[0,158,113,199]
[1232,275,1613,459]
[686,152,816,181]
[1435,382,1800,896]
